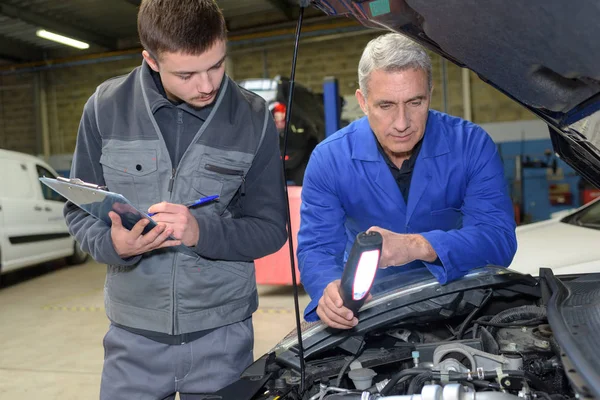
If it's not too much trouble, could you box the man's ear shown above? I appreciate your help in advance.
[356,89,368,115]
[142,50,159,72]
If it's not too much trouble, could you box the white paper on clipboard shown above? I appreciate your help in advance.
[39,177,198,258]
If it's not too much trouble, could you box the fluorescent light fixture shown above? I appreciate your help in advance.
[36,29,90,50]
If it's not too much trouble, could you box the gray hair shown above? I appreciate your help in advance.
[358,33,432,97]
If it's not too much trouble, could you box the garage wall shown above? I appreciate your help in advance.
[229,32,536,123]
[0,56,143,157]
[0,74,37,154]
[43,57,143,154]
[0,31,534,158]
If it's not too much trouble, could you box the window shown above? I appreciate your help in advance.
[574,201,600,227]
[36,165,66,202]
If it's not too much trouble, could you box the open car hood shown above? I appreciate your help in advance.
[272,267,538,369]
[311,0,600,188]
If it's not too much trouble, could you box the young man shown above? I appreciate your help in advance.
[64,0,287,398]
[297,33,517,329]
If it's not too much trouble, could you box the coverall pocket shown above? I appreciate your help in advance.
[100,150,159,211]
[430,207,463,231]
[192,156,251,215]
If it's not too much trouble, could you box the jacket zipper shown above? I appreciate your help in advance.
[205,163,246,195]
[169,166,176,334]
[171,252,179,335]
[169,110,183,333]
[168,168,176,193]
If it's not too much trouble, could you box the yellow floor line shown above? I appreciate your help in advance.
[42,306,103,312]
[41,306,293,314]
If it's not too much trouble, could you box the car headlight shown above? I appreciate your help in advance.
[270,320,326,354]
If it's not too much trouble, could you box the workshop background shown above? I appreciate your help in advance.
[1,1,593,224]
[0,1,596,399]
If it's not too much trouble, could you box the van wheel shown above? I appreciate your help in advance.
[66,242,88,265]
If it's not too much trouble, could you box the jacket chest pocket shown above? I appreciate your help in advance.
[100,150,160,211]
[430,207,463,231]
[192,160,250,216]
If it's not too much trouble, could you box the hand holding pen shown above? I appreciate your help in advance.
[146,195,219,247]
[147,195,219,217]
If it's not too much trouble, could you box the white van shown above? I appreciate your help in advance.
[0,149,87,277]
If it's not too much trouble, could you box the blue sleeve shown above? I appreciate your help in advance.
[297,147,347,322]
[421,129,517,283]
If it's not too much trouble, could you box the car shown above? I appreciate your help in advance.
[188,1,600,400]
[510,198,600,276]
[0,149,88,278]
[238,76,326,185]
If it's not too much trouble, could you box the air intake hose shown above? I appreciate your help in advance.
[487,305,546,336]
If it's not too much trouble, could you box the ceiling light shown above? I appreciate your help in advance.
[36,29,90,50]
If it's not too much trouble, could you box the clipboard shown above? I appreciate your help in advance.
[40,177,198,258]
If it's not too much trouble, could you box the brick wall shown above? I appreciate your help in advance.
[229,33,535,123]
[43,57,141,154]
[0,73,37,154]
[0,32,534,158]
[0,56,141,157]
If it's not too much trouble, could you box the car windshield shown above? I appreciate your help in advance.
[363,266,508,311]
[368,266,439,297]
[564,199,600,229]
[271,266,511,353]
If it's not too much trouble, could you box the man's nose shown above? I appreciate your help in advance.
[393,106,410,132]
[196,73,213,94]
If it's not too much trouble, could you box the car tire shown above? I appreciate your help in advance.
[66,242,88,265]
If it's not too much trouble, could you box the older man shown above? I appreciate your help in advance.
[297,33,517,329]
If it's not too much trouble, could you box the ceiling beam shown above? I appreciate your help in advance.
[0,35,42,62]
[264,0,295,20]
[0,2,116,49]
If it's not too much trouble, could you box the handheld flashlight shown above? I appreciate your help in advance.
[339,231,383,316]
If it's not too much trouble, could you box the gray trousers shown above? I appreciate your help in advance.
[99,318,254,400]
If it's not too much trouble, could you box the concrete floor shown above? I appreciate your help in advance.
[0,258,310,399]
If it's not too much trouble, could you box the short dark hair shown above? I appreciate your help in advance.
[138,0,227,58]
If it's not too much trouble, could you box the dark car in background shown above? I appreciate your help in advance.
[239,76,326,185]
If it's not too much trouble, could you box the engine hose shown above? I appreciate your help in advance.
[322,394,362,400]
[367,375,413,395]
[437,370,552,393]
[485,306,546,336]
[380,368,433,396]
[549,336,562,357]
[470,380,501,390]
[457,290,494,340]
[408,372,433,395]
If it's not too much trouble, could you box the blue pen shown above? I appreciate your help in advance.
[147,195,219,217]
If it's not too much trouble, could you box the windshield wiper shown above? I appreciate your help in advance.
[578,222,600,230]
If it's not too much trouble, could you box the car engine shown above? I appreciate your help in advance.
[301,303,570,400]
[254,287,577,400]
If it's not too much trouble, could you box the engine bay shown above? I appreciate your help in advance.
[256,287,575,400]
